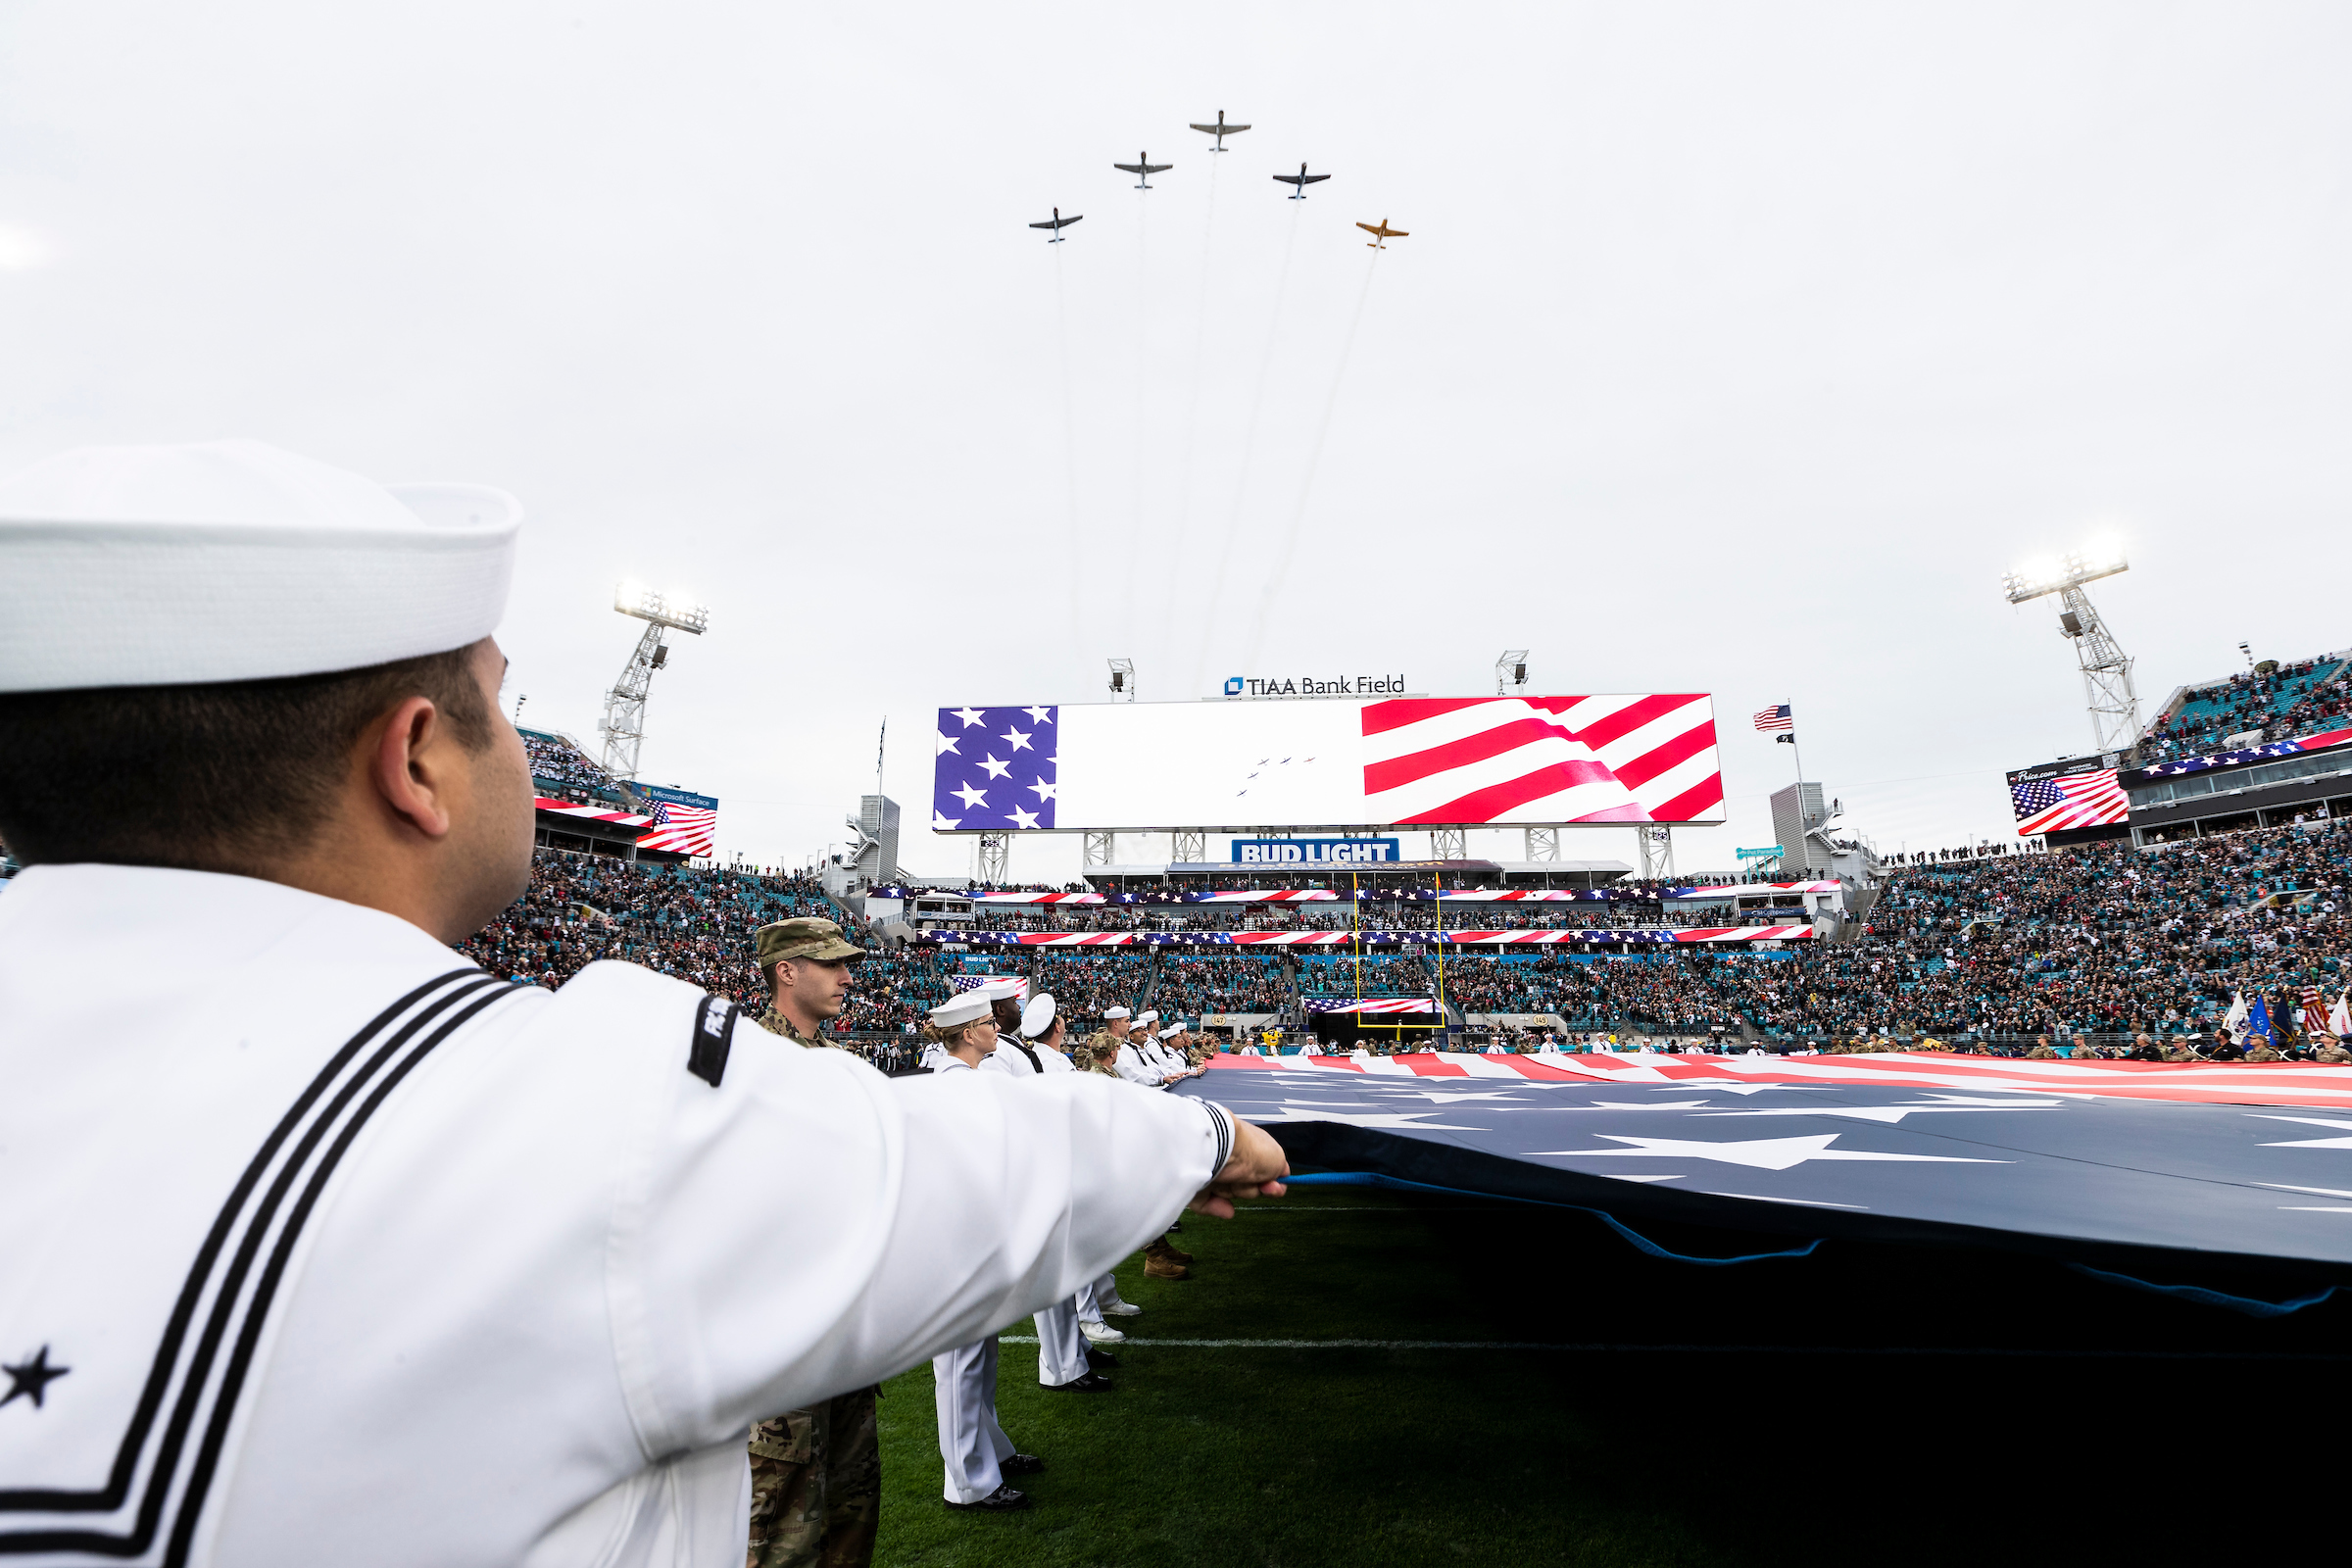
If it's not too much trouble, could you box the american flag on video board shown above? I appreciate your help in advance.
[638,798,718,857]
[1752,704,1793,733]
[2010,768,2127,836]
[1360,696,1723,825]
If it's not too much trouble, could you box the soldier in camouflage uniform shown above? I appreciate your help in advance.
[744,917,883,1568]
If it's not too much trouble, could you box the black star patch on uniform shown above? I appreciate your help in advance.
[1,1345,69,1410]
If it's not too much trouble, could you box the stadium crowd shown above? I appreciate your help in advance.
[451,808,2351,1055]
[2140,656,2348,760]
[517,728,615,792]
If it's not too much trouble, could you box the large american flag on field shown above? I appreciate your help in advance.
[2010,768,2127,835]
[1360,696,1723,825]
[637,796,718,857]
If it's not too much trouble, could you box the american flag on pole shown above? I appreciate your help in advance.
[1359,696,1723,825]
[1752,704,1793,733]
[636,789,718,857]
[2010,768,2127,836]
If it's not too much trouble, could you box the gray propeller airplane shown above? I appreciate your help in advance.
[1274,163,1330,199]
[1029,208,1083,242]
[1112,152,1172,189]
[1188,110,1250,151]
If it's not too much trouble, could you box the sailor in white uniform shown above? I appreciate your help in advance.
[977,991,1109,1393]
[1113,1009,1186,1088]
[0,440,1288,1567]
[920,993,1049,1510]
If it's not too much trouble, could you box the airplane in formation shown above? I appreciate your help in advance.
[1029,208,1083,242]
[1189,111,1250,151]
[1274,163,1331,199]
[1357,218,1407,249]
[1112,152,1172,189]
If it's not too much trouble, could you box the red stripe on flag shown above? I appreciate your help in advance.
[1644,773,1726,822]
[1396,762,1649,825]
[1567,694,1690,751]
[1605,720,1716,790]
[1361,698,1494,737]
[1365,714,1585,794]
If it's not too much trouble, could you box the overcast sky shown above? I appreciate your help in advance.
[5,2,2348,879]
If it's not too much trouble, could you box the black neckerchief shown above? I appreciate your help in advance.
[1011,1039,1044,1072]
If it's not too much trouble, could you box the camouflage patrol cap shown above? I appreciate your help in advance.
[755,916,864,966]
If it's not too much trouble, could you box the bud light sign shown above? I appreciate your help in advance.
[1231,837,1402,865]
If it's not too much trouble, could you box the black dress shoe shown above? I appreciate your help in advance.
[1001,1453,1046,1476]
[1085,1347,1119,1369]
[946,1484,1030,1510]
[1046,1371,1114,1393]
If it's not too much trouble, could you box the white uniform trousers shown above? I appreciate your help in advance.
[1094,1270,1129,1311]
[934,1334,1016,1503]
[1033,1296,1091,1385]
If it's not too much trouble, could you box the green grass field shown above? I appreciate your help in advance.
[869,1180,2352,1567]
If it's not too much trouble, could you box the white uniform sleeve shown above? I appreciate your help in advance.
[562,966,1233,1458]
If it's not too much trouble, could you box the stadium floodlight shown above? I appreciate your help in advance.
[1999,544,2139,756]
[612,581,710,635]
[1495,650,1530,696]
[601,580,710,781]
[1107,658,1136,703]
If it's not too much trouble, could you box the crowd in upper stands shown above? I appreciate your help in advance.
[2140,656,2348,760]
[518,728,614,793]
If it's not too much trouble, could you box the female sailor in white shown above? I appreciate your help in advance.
[922,993,1045,1510]
[978,992,1110,1392]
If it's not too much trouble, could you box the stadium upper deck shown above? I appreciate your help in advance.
[2142,652,2349,760]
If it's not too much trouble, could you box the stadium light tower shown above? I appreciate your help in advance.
[600,582,709,781]
[1107,658,1136,702]
[1495,650,1529,696]
[2001,545,2140,756]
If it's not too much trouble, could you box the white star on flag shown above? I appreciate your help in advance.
[1250,1104,1482,1131]
[936,733,961,755]
[1022,706,1054,723]
[952,707,987,727]
[1003,728,1032,752]
[953,783,990,809]
[932,811,959,830]
[2252,1115,2352,1149]
[1008,806,1041,829]
[1524,1134,2007,1171]
[978,755,1011,779]
[1697,1096,2064,1124]
[1028,777,1057,801]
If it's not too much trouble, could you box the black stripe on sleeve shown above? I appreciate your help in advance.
[687,996,739,1087]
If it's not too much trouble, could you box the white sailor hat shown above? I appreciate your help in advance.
[1021,993,1056,1038]
[1134,1009,1160,1027]
[0,439,522,693]
[1102,1006,1132,1020]
[1157,1023,1186,1040]
[971,978,1024,1002]
[928,992,994,1029]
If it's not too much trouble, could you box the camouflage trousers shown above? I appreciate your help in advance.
[745,1387,881,1568]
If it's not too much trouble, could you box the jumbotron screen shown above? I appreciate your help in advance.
[931,695,1725,833]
